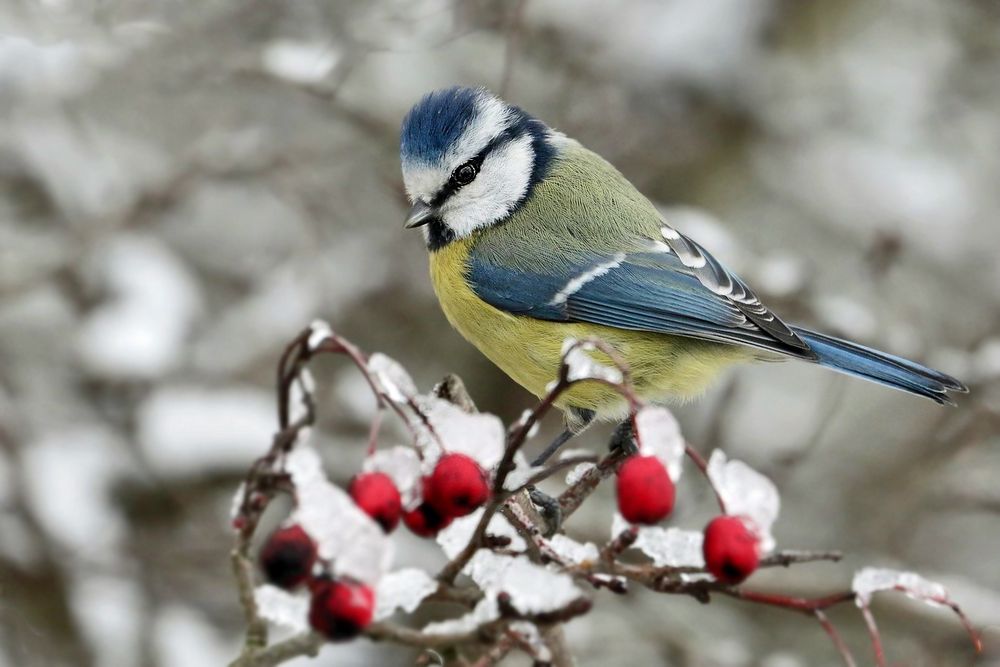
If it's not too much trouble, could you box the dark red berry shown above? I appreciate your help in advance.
[425,453,490,518]
[616,455,675,525]
[402,501,452,537]
[260,524,316,589]
[349,472,403,533]
[308,578,375,640]
[702,515,761,584]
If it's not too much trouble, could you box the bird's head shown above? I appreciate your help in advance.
[399,86,556,248]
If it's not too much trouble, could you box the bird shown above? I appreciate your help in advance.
[398,86,967,464]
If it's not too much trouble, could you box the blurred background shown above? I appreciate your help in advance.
[2,0,999,665]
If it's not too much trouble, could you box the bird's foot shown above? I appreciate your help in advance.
[608,418,638,457]
[527,486,563,537]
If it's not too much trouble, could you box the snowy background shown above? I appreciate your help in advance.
[2,0,999,665]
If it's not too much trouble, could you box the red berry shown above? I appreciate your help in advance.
[616,455,675,525]
[349,472,403,533]
[402,501,453,537]
[425,453,490,518]
[702,515,761,584]
[260,524,316,589]
[308,578,375,640]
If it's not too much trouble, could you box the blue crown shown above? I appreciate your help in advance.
[400,86,486,166]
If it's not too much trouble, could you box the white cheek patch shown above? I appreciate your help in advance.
[441,134,534,237]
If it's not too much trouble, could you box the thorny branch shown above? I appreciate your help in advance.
[229,323,984,667]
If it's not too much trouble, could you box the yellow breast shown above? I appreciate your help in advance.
[429,239,751,420]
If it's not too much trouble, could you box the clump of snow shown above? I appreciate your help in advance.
[561,338,624,384]
[306,319,334,352]
[514,409,542,439]
[255,585,309,633]
[852,567,949,607]
[262,40,339,85]
[436,509,525,560]
[363,446,423,506]
[368,352,418,403]
[417,397,505,472]
[706,450,780,552]
[566,462,596,486]
[77,235,201,381]
[138,385,275,477]
[611,513,704,567]
[503,452,542,491]
[423,596,500,636]
[374,568,438,620]
[287,445,393,584]
[435,509,580,615]
[633,406,685,482]
[493,556,582,614]
[546,534,599,566]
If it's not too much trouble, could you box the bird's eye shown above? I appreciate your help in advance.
[453,162,478,186]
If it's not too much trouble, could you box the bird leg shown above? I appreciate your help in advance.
[530,408,595,466]
[526,408,596,536]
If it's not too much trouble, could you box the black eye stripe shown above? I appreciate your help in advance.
[429,127,523,207]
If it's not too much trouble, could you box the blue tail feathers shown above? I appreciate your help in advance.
[791,327,968,405]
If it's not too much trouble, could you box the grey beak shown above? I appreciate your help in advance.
[404,201,434,229]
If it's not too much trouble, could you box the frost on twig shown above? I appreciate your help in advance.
[227,321,983,667]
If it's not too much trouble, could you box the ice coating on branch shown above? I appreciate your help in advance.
[852,568,949,606]
[374,568,438,620]
[611,513,705,567]
[633,406,685,482]
[561,338,624,384]
[706,450,780,552]
[422,596,500,636]
[363,446,422,506]
[546,534,600,566]
[368,352,417,403]
[417,397,505,472]
[254,585,309,633]
[306,319,333,351]
[287,445,392,584]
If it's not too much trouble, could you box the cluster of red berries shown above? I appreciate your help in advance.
[258,524,376,640]
[257,452,491,640]
[403,452,491,536]
[615,454,761,584]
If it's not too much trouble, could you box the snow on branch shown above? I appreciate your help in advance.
[226,321,984,667]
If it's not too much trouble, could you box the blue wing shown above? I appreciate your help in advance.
[468,234,814,359]
[467,230,966,404]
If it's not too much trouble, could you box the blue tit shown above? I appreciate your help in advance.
[398,86,966,459]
